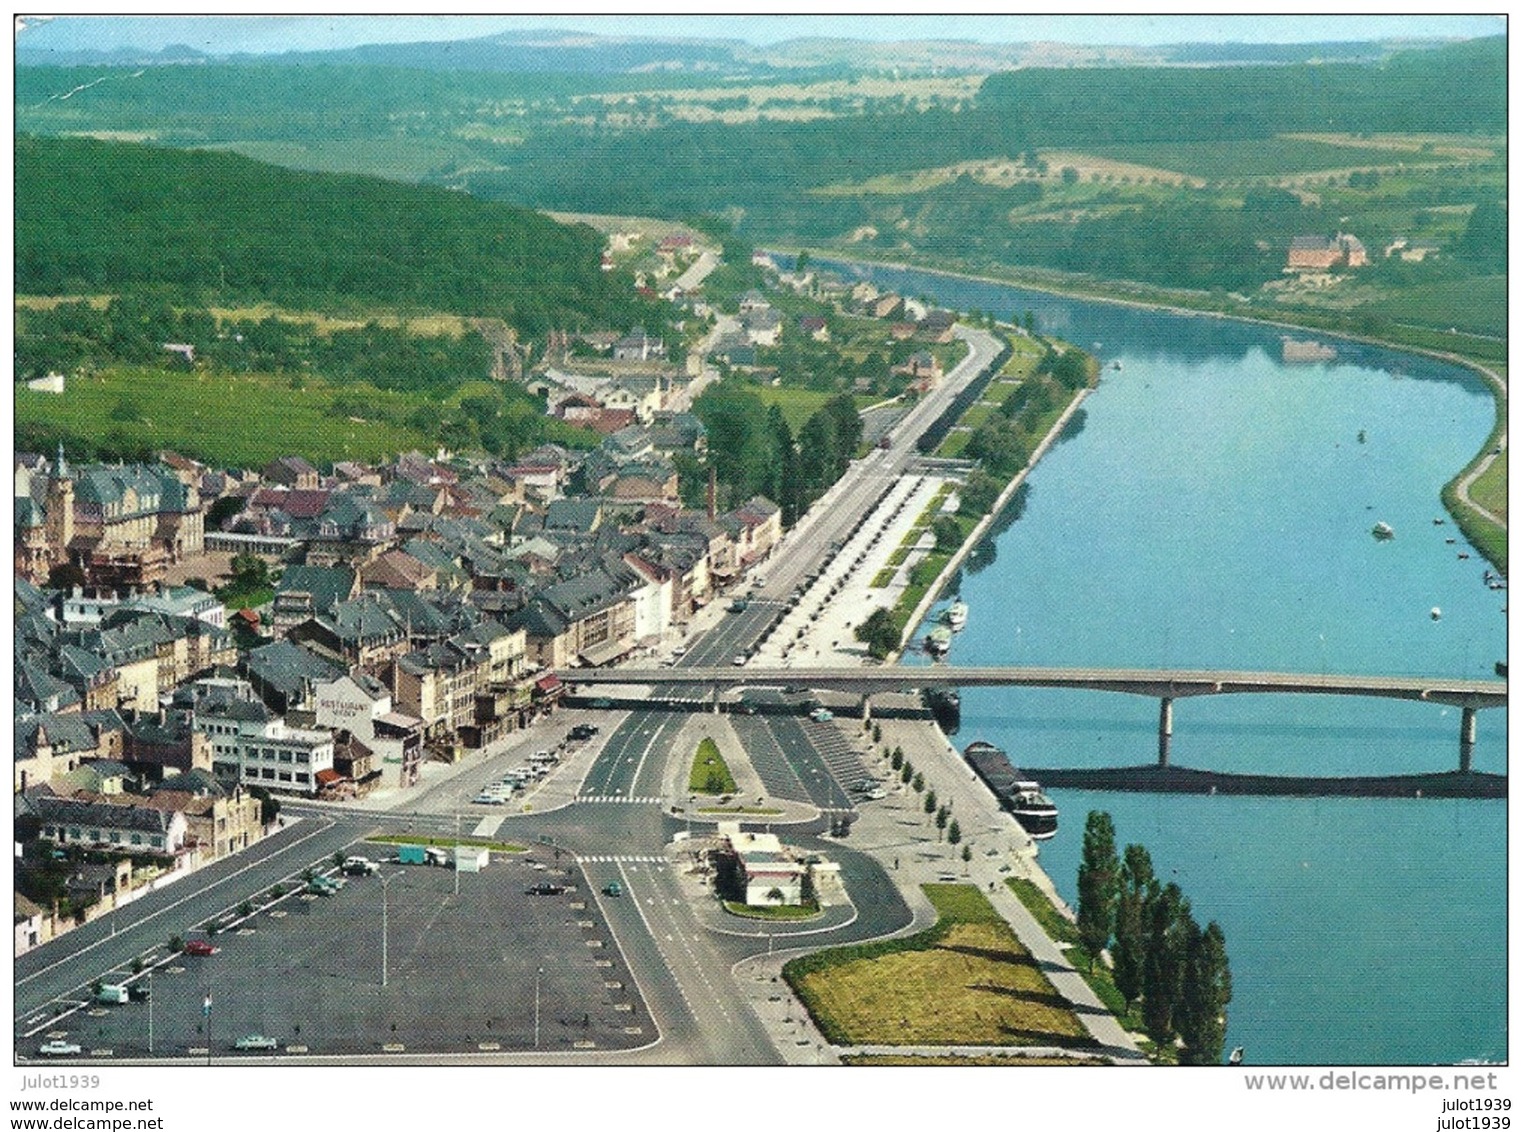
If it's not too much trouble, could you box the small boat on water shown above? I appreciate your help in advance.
[963,741,1059,840]
[1372,521,1395,541]
[925,626,953,659]
[943,599,969,631]
[1496,661,1508,679]
[1431,607,1443,621]
[1434,517,1446,525]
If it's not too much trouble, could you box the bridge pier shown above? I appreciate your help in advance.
[1158,697,1173,768]
[859,694,872,724]
[1460,706,1477,773]
[712,685,722,715]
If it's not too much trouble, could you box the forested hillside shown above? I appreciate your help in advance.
[976,36,1506,142]
[15,134,658,337]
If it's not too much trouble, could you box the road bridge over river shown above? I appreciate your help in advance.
[570,665,1507,772]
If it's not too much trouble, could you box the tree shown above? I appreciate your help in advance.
[855,607,900,660]
[924,790,938,815]
[890,748,904,771]
[1112,844,1156,1013]
[1142,882,1190,1047]
[229,552,272,591]
[961,844,972,866]
[946,818,961,845]
[206,494,245,529]
[764,887,785,906]
[932,514,963,553]
[911,772,924,793]
[1076,811,1120,972]
[900,762,914,784]
[1178,919,1232,1065]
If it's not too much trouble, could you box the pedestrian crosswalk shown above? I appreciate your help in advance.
[576,855,666,864]
[576,795,663,805]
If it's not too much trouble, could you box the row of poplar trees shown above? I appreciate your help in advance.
[1077,811,1232,1065]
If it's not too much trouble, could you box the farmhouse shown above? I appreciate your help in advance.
[1286,233,1369,272]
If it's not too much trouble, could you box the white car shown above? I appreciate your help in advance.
[809,707,835,722]
[472,793,506,805]
[732,654,746,667]
[38,1040,82,1057]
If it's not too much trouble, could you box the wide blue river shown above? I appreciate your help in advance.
[827,259,1507,1065]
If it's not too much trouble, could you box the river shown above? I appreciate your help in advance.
[818,258,1507,1065]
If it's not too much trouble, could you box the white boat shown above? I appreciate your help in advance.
[1431,607,1442,621]
[1372,521,1395,541]
[943,599,969,631]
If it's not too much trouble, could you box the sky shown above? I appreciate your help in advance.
[14,13,1505,56]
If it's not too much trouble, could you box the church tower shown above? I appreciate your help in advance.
[44,442,75,565]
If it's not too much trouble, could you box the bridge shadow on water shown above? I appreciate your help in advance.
[1021,764,1506,799]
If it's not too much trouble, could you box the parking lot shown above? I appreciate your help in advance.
[30,843,653,1059]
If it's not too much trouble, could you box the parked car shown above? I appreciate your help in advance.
[128,984,151,1002]
[589,697,613,709]
[809,707,835,722]
[472,793,506,805]
[526,882,567,896]
[96,983,130,1005]
[732,654,747,667]
[233,1034,279,1051]
[37,1040,82,1057]
[184,939,218,956]
[343,856,379,876]
[602,881,623,897]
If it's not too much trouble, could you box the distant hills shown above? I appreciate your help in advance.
[18,26,1459,75]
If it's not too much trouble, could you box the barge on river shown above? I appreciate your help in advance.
[963,740,1059,840]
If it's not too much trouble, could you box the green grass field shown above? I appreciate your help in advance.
[784,884,1093,1048]
[1358,276,1507,340]
[16,365,448,467]
[1086,137,1456,179]
[208,137,477,183]
[1470,449,1507,520]
[689,737,737,795]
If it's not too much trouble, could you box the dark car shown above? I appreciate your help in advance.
[184,939,218,956]
[526,882,567,896]
[128,984,151,1002]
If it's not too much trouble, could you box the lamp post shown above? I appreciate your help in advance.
[534,967,543,1049]
[146,969,153,1056]
[379,872,392,988]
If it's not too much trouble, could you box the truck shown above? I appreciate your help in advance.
[96,983,130,1005]
[397,844,427,865]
